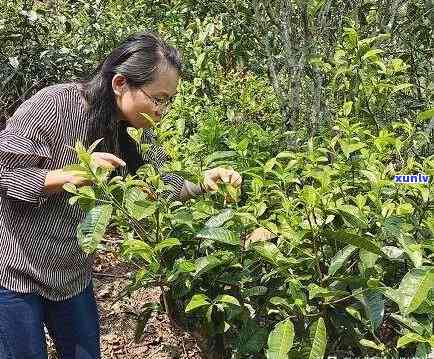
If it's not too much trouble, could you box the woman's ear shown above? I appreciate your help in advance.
[112,74,127,97]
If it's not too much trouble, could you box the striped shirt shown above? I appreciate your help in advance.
[0,82,193,301]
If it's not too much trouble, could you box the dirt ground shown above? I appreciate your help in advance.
[47,241,202,359]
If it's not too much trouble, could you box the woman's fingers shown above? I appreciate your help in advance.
[203,169,217,192]
[63,171,93,187]
[71,176,93,187]
[92,152,126,168]
[229,171,242,187]
[220,168,242,187]
[202,168,243,193]
[93,159,114,170]
[204,174,219,192]
[97,153,126,167]
[220,168,231,183]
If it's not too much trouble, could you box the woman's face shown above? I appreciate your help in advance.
[113,65,179,128]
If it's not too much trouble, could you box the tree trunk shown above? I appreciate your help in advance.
[310,70,323,136]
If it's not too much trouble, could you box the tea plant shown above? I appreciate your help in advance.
[64,107,433,358]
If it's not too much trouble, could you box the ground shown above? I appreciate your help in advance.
[47,240,201,359]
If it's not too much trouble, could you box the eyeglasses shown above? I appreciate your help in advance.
[138,87,175,110]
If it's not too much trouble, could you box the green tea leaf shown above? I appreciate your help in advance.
[328,245,358,276]
[396,202,414,215]
[394,268,434,316]
[242,286,268,298]
[77,205,113,254]
[390,314,427,335]
[127,127,143,144]
[68,196,79,205]
[124,188,156,220]
[171,209,194,228]
[397,333,427,348]
[154,238,181,253]
[236,212,259,227]
[121,239,155,264]
[78,185,95,199]
[346,307,362,321]
[205,208,234,228]
[391,83,413,94]
[63,164,89,175]
[324,231,383,255]
[339,140,366,159]
[177,260,196,273]
[417,108,434,122]
[337,205,368,229]
[398,235,423,268]
[215,294,240,306]
[204,151,237,167]
[63,183,77,194]
[196,227,239,246]
[359,339,385,351]
[266,319,295,359]
[308,284,333,300]
[252,242,286,265]
[269,297,292,310]
[342,101,353,116]
[236,320,268,354]
[75,140,92,163]
[308,318,327,359]
[185,294,211,312]
[264,158,278,173]
[88,138,104,153]
[356,289,384,331]
[299,186,319,207]
[382,216,404,238]
[359,250,379,271]
[276,151,293,159]
[362,49,384,61]
[194,256,222,278]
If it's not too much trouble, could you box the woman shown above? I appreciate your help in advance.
[0,31,242,359]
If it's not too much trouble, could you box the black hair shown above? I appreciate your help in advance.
[78,31,182,173]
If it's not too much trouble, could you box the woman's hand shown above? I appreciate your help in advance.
[43,153,125,194]
[244,227,277,249]
[91,152,126,170]
[202,167,242,193]
[43,169,92,193]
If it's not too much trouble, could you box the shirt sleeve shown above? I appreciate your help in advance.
[0,90,58,206]
[179,180,203,201]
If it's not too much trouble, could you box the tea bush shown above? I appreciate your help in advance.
[65,99,433,358]
[61,19,433,359]
[2,1,433,357]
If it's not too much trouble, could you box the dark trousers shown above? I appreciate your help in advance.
[0,282,100,359]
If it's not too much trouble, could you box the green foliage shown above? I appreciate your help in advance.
[308,318,327,359]
[3,0,433,356]
[65,105,434,356]
[266,319,295,359]
[77,204,113,254]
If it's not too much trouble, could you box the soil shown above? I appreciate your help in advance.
[47,240,202,359]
